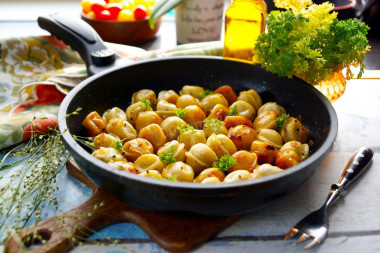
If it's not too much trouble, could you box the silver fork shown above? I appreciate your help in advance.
[284,146,374,249]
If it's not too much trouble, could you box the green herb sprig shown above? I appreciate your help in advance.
[212,155,237,173]
[200,89,214,100]
[159,146,176,165]
[203,118,222,126]
[174,108,186,118]
[177,124,195,134]
[227,105,237,116]
[141,98,151,110]
[275,113,290,131]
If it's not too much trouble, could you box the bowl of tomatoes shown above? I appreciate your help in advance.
[80,0,161,45]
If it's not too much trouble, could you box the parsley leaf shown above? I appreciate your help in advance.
[114,140,123,152]
[212,155,237,173]
[200,89,214,100]
[140,98,151,110]
[174,108,186,118]
[177,124,195,134]
[227,105,237,116]
[275,113,290,131]
[159,146,176,165]
[203,118,222,126]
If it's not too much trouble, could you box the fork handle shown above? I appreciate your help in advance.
[325,146,373,207]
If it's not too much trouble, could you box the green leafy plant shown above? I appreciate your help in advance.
[275,113,290,131]
[254,1,370,84]
[200,89,214,100]
[212,155,237,173]
[227,105,237,116]
[174,108,186,118]
[203,118,222,126]
[159,146,176,165]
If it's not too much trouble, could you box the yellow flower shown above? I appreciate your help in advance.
[273,0,312,14]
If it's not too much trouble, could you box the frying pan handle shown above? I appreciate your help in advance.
[38,13,121,76]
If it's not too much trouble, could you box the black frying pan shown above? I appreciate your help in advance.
[38,14,338,216]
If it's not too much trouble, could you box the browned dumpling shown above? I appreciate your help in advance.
[207,104,229,121]
[94,133,120,149]
[224,115,253,129]
[194,168,225,183]
[185,143,218,175]
[132,89,156,107]
[92,147,126,163]
[281,117,309,144]
[162,161,194,182]
[138,124,167,152]
[102,107,126,123]
[253,110,279,132]
[237,89,262,111]
[224,170,253,183]
[206,133,237,158]
[135,111,162,131]
[258,129,283,149]
[182,105,206,128]
[203,119,228,138]
[157,90,179,104]
[126,101,152,126]
[227,125,258,151]
[179,85,205,99]
[134,154,164,173]
[257,102,286,116]
[229,100,256,121]
[108,161,138,174]
[82,111,107,137]
[139,169,163,179]
[229,150,258,173]
[156,100,177,119]
[157,140,186,163]
[275,149,301,169]
[201,94,228,115]
[122,138,154,162]
[178,129,206,150]
[280,141,309,160]
[176,94,201,109]
[106,118,137,141]
[250,140,278,164]
[160,116,187,141]
[252,164,283,179]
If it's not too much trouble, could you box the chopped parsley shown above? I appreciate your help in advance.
[177,124,195,134]
[140,98,151,110]
[174,108,186,118]
[114,140,123,152]
[227,105,237,116]
[159,146,176,165]
[203,118,222,126]
[200,89,214,100]
[212,155,237,173]
[275,113,290,131]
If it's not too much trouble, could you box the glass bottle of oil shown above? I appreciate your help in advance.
[223,0,267,64]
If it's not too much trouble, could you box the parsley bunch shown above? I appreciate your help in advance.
[255,2,370,84]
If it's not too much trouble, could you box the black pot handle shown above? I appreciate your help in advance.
[38,13,121,75]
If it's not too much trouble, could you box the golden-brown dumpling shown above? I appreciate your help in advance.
[224,115,253,129]
[207,104,229,121]
[126,101,152,126]
[185,143,218,175]
[201,94,228,115]
[178,129,206,150]
[108,161,138,174]
[224,170,253,183]
[92,147,126,163]
[237,89,262,111]
[229,150,258,173]
[162,161,194,182]
[227,125,258,151]
[201,177,222,183]
[258,129,283,149]
[157,140,186,163]
[179,85,205,99]
[281,117,309,144]
[203,119,228,138]
[135,111,162,131]
[102,107,126,123]
[138,124,167,152]
[131,89,156,107]
[82,111,107,137]
[194,168,225,183]
[134,154,164,173]
[182,105,206,128]
[253,110,279,132]
[275,149,301,169]
[122,138,154,162]
[94,133,120,149]
[280,141,309,160]
[257,102,286,116]
[206,133,237,158]
[139,169,163,179]
[106,118,137,141]
[157,90,179,104]
[229,101,256,121]
[156,100,177,119]
[176,94,201,109]
[252,164,283,179]
[250,140,278,164]
[160,116,187,141]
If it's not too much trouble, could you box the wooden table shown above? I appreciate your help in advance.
[1,17,380,253]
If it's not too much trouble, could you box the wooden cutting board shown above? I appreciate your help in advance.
[5,158,240,253]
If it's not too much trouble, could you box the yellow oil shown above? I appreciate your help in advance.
[223,0,267,64]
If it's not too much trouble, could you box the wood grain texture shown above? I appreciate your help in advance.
[5,159,239,253]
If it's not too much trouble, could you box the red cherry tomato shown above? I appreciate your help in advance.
[91,1,107,14]
[96,9,113,20]
[134,5,147,20]
[107,3,122,20]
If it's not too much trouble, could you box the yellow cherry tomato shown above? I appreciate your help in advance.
[117,9,135,21]
[81,0,93,14]
[87,11,96,19]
